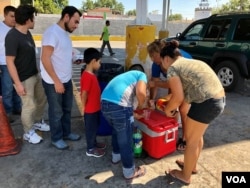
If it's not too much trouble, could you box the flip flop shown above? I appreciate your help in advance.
[175,160,198,174]
[176,138,186,151]
[168,169,190,186]
[124,166,146,180]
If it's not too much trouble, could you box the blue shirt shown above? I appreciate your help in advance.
[101,70,147,107]
[151,49,192,78]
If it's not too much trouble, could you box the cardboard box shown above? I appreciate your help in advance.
[134,109,178,159]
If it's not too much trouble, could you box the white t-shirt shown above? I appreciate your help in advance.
[40,24,73,84]
[0,21,12,65]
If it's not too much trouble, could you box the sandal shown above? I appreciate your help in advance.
[176,138,186,151]
[168,169,190,186]
[124,166,146,180]
[175,159,198,174]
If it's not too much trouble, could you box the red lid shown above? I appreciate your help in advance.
[134,109,178,132]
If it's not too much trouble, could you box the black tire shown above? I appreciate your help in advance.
[214,61,244,92]
[129,65,144,72]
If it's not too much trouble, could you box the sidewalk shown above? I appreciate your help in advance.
[35,40,126,48]
[0,41,249,188]
[1,88,249,188]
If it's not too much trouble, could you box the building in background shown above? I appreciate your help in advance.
[0,0,20,15]
[194,0,212,20]
[83,7,123,19]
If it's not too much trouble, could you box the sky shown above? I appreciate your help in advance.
[68,0,230,19]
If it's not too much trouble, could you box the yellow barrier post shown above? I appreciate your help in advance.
[159,30,169,39]
[125,0,156,78]
[125,25,156,77]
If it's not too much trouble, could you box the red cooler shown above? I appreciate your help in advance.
[134,109,178,159]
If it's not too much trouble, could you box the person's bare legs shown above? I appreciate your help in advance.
[170,117,208,183]
[179,101,190,140]
[197,136,204,166]
[176,101,190,150]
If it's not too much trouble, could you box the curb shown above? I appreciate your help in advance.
[32,35,126,41]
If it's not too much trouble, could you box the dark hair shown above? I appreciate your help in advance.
[84,48,102,64]
[15,5,37,25]
[4,5,16,15]
[61,6,82,20]
[106,20,110,25]
[160,40,181,59]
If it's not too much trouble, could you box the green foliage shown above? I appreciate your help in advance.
[20,0,32,5]
[116,2,124,14]
[168,14,183,21]
[81,0,124,15]
[82,0,94,11]
[213,0,250,14]
[127,9,136,16]
[21,0,69,14]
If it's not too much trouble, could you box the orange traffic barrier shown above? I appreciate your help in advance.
[0,97,22,157]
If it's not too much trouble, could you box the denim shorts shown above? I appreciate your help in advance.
[187,97,226,124]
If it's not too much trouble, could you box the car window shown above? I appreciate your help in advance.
[219,20,231,39]
[233,18,250,41]
[204,19,231,40]
[184,23,204,40]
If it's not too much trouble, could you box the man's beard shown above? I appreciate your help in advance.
[64,22,73,33]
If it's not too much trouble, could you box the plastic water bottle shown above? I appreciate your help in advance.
[133,128,142,157]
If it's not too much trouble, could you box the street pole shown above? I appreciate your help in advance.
[161,0,167,30]
[159,0,169,39]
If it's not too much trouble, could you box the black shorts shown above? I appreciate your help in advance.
[188,97,226,124]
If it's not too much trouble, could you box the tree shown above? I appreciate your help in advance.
[116,2,125,15]
[81,0,94,11]
[21,0,69,14]
[213,0,250,14]
[168,14,182,21]
[81,0,124,15]
[20,0,32,5]
[127,9,136,16]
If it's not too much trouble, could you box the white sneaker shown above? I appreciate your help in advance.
[33,120,50,131]
[23,129,43,144]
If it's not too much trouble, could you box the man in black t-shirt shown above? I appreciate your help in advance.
[5,5,50,145]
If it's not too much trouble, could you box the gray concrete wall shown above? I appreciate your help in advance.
[0,14,192,37]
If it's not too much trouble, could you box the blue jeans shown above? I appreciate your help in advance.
[0,65,21,114]
[84,111,100,150]
[101,100,135,177]
[42,80,73,142]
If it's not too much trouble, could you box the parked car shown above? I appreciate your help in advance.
[166,13,250,91]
